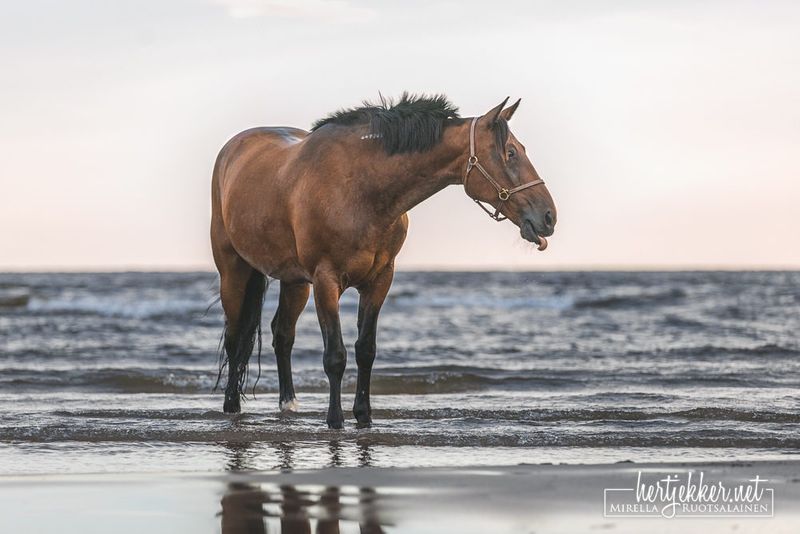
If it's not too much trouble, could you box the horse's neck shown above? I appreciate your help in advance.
[367,135,466,221]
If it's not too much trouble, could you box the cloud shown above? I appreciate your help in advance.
[212,0,376,22]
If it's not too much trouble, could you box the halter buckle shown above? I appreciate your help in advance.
[467,155,478,166]
[498,189,510,201]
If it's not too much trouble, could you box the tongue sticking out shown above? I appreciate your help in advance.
[537,236,548,251]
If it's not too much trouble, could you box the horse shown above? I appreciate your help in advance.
[210,93,557,428]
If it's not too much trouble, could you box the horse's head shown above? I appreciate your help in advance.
[462,98,557,250]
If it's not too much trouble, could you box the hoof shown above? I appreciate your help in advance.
[223,393,241,414]
[353,403,371,427]
[326,406,344,429]
[327,417,344,430]
[279,398,300,413]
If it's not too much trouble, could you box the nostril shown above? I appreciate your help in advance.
[544,210,554,228]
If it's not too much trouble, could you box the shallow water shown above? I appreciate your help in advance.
[1,271,799,473]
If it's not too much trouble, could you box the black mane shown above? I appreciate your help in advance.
[311,93,461,155]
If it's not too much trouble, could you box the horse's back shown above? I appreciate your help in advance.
[211,123,408,285]
[215,126,308,193]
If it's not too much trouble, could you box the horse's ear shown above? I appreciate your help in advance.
[484,97,510,125]
[500,98,521,121]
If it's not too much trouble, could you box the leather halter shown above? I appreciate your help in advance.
[463,116,545,221]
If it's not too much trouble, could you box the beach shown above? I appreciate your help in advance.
[2,461,799,533]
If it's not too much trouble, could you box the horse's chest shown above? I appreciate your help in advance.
[344,222,408,286]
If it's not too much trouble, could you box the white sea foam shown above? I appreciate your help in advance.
[27,296,210,319]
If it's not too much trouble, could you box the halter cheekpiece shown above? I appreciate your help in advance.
[462,116,545,221]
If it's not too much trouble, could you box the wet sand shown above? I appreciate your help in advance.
[1,460,798,533]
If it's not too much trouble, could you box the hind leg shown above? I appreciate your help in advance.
[218,257,259,413]
[271,281,310,412]
[212,220,266,414]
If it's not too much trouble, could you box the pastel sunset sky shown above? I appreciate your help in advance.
[1,0,798,270]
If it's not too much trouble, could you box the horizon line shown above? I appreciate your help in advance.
[2,264,800,274]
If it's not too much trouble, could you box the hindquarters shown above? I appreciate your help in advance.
[210,127,306,412]
[212,127,309,281]
[211,183,268,412]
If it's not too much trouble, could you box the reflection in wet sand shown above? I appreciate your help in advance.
[220,441,387,533]
[358,442,373,468]
[327,440,343,468]
[224,441,261,472]
[220,483,268,534]
[220,483,388,534]
[222,438,372,472]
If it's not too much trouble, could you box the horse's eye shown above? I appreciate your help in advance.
[507,147,517,159]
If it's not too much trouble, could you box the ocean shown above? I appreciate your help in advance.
[1,271,799,474]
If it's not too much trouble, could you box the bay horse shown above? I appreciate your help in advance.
[211,94,557,428]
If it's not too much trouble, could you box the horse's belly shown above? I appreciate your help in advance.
[242,249,309,283]
[224,213,309,282]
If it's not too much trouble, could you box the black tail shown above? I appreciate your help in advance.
[215,271,268,399]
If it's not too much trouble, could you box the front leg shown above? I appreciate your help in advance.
[313,269,347,429]
[353,265,394,427]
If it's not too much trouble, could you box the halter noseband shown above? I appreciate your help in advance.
[463,116,545,222]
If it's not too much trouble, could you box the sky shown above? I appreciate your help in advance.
[1,0,798,270]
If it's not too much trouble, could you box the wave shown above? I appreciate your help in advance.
[25,296,212,319]
[4,425,799,449]
[0,366,575,395]
[40,405,800,426]
[641,343,800,358]
[389,294,574,310]
[0,289,30,308]
[3,360,799,394]
[368,369,579,394]
[18,292,573,318]
[0,367,221,393]
[371,407,800,424]
[661,313,707,328]
[574,287,686,310]
[52,409,233,421]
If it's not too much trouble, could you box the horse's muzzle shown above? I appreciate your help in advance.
[520,213,555,251]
